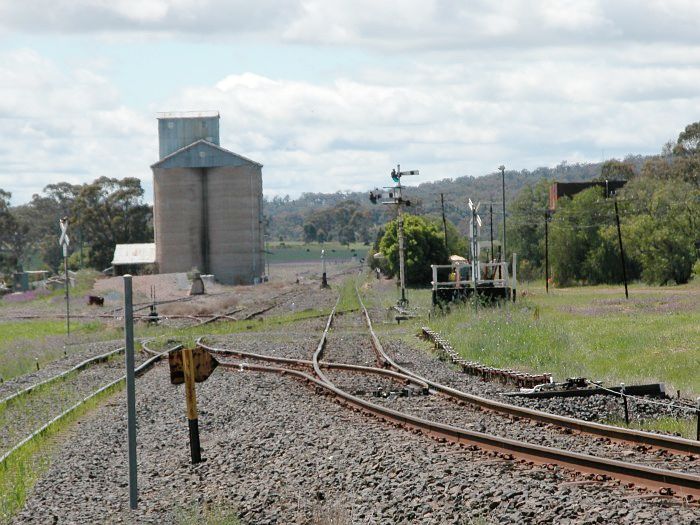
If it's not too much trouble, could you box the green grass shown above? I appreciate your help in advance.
[336,277,361,312]
[267,241,368,264]
[0,320,116,382]
[0,379,123,524]
[605,416,697,441]
[369,280,700,397]
[172,504,240,525]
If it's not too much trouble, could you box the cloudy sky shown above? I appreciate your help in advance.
[1,1,699,204]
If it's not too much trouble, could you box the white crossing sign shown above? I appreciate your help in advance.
[399,169,419,176]
[59,218,70,257]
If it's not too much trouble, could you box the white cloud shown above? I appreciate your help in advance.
[3,2,700,204]
[0,49,153,203]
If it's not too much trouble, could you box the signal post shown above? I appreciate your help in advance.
[369,165,418,307]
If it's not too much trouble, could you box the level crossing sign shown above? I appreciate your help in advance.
[59,218,70,257]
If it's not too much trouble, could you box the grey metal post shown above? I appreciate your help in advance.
[499,165,506,264]
[123,275,138,509]
[545,211,550,293]
[397,196,407,306]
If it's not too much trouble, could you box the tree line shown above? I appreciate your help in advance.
[509,123,700,285]
[0,177,152,276]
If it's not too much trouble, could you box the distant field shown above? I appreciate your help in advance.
[267,241,370,264]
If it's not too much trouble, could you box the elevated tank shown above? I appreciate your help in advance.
[157,111,220,159]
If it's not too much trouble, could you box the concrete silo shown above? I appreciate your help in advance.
[151,111,264,284]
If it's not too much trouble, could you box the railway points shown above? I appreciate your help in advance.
[1,266,698,523]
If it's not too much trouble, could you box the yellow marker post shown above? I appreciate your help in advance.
[181,348,201,463]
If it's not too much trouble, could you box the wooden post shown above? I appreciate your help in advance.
[182,348,201,464]
[614,195,629,299]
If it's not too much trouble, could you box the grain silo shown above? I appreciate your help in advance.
[151,111,264,284]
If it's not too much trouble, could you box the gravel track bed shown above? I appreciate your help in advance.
[373,393,699,474]
[259,286,337,319]
[13,357,700,524]
[202,318,330,361]
[0,349,152,457]
[325,316,378,366]
[0,340,125,400]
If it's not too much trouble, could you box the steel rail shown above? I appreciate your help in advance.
[220,307,699,497]
[197,339,430,390]
[355,286,700,456]
[0,341,180,468]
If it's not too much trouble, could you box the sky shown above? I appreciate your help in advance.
[1,1,700,205]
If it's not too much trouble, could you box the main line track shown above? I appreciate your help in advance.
[200,284,700,499]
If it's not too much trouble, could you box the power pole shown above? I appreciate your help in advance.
[440,193,448,252]
[499,165,506,264]
[613,195,629,299]
[489,204,494,262]
[545,210,550,294]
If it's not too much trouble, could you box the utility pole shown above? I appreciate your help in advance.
[613,194,629,299]
[59,217,70,336]
[545,210,550,294]
[499,165,507,265]
[489,204,494,262]
[440,193,448,252]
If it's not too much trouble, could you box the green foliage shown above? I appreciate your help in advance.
[1,178,152,273]
[621,156,699,285]
[379,214,448,285]
[549,188,625,286]
[73,177,153,270]
[599,159,635,181]
[302,200,373,245]
[507,179,550,277]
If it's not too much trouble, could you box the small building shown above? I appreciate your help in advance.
[151,112,264,285]
[549,180,627,210]
[112,243,157,275]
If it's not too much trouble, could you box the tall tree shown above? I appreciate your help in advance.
[72,177,153,270]
[379,214,448,285]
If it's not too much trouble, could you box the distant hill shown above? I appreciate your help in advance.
[264,156,648,241]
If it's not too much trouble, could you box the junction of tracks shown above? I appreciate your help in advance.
[2,267,699,524]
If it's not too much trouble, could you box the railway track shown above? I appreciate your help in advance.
[200,283,700,500]
[0,340,179,468]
